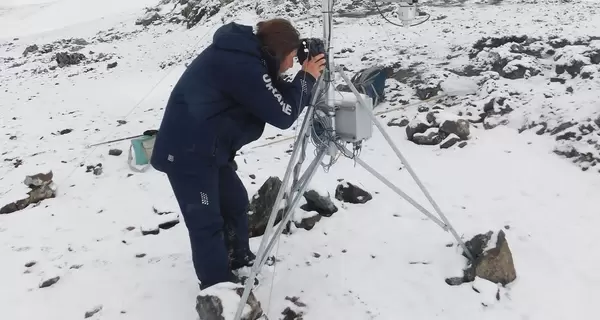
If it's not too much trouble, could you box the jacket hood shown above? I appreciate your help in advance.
[212,22,280,77]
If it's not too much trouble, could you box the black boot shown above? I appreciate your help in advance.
[230,249,256,271]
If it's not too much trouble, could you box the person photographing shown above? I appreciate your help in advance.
[150,18,326,290]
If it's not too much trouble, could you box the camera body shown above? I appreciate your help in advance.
[297,38,326,65]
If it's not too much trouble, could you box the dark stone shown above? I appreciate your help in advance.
[282,307,304,320]
[548,38,570,49]
[550,77,566,84]
[39,276,60,288]
[387,118,410,127]
[416,83,442,100]
[556,132,576,141]
[440,119,470,140]
[84,306,103,318]
[446,230,517,286]
[55,52,86,67]
[302,189,338,217]
[108,149,122,156]
[413,129,443,145]
[107,62,118,69]
[471,35,529,58]
[294,212,322,231]
[195,286,263,320]
[195,295,224,320]
[335,182,372,204]
[550,122,576,135]
[458,141,467,148]
[141,227,159,236]
[247,177,284,238]
[23,44,38,56]
[25,261,36,267]
[406,121,431,140]
[158,218,179,230]
[555,59,587,78]
[440,135,461,149]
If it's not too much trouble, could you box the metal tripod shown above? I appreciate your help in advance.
[232,1,473,318]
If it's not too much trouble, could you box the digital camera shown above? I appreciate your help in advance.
[297,38,326,65]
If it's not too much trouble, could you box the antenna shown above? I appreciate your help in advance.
[231,1,470,319]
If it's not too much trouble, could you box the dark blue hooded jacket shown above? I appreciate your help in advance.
[150,22,316,174]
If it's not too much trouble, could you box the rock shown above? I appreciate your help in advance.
[335,181,372,204]
[416,82,442,100]
[136,11,162,26]
[445,230,517,286]
[301,189,338,217]
[39,276,60,288]
[84,305,103,318]
[23,44,38,56]
[55,52,86,67]
[294,210,322,231]
[555,59,587,78]
[59,128,73,135]
[458,141,468,148]
[24,171,53,188]
[108,149,122,156]
[107,62,118,69]
[406,116,431,140]
[196,282,263,320]
[158,216,180,230]
[282,307,304,320]
[1,172,57,215]
[25,261,36,268]
[473,231,517,285]
[248,177,284,238]
[471,35,529,58]
[285,296,307,308]
[387,118,409,127]
[141,225,159,236]
[418,106,429,113]
[550,122,576,135]
[440,119,471,140]
[440,134,461,149]
[413,128,443,145]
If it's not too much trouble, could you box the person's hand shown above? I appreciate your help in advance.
[302,53,326,80]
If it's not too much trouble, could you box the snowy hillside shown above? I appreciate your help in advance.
[1,0,600,319]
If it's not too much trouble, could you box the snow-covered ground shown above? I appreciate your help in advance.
[1,0,600,319]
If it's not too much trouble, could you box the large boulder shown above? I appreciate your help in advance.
[440,119,470,140]
[196,282,263,320]
[247,177,284,238]
[446,230,517,286]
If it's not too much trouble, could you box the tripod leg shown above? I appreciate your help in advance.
[343,149,446,228]
[233,148,326,320]
[336,67,474,261]
[256,147,325,269]
[252,78,324,270]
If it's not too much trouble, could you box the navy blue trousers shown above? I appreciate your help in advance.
[167,163,250,289]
